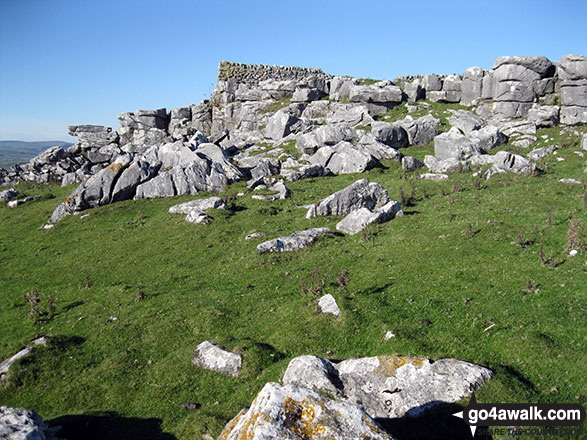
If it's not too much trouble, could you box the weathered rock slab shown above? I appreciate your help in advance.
[0,406,60,440]
[257,228,333,254]
[192,341,242,377]
[217,382,395,440]
[306,179,390,218]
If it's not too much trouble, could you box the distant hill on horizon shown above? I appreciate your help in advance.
[0,140,73,169]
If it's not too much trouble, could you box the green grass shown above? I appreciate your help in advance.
[0,125,586,440]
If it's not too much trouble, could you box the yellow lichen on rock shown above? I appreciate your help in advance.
[375,355,426,376]
[106,162,124,173]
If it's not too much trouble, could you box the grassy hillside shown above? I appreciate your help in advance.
[0,141,73,169]
[0,124,585,440]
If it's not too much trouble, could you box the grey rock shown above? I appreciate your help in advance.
[424,155,470,173]
[527,104,560,128]
[249,158,281,180]
[335,201,403,235]
[336,356,493,418]
[296,125,350,155]
[192,341,242,377]
[134,171,177,199]
[7,195,43,208]
[0,406,60,440]
[306,178,390,218]
[582,134,587,150]
[371,121,409,148]
[491,101,534,120]
[560,83,587,107]
[469,125,507,152]
[313,141,376,174]
[217,382,394,440]
[0,188,18,201]
[493,55,554,76]
[527,145,558,161]
[168,197,227,215]
[559,178,582,184]
[349,81,403,103]
[357,135,403,161]
[558,54,587,81]
[422,74,442,92]
[251,180,290,201]
[111,160,159,202]
[281,163,328,182]
[434,128,483,160]
[560,106,587,125]
[402,156,424,171]
[498,120,537,137]
[396,114,439,146]
[326,104,374,127]
[420,173,449,181]
[256,228,333,254]
[329,76,359,101]
[264,110,298,141]
[448,110,485,136]
[510,135,538,149]
[281,354,493,420]
[318,294,341,316]
[282,355,342,396]
[399,80,423,102]
[487,151,536,177]
[292,87,324,102]
[461,67,485,105]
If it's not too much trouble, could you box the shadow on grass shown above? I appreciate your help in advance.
[376,402,493,440]
[48,412,178,440]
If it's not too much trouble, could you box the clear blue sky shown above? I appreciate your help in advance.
[1,0,585,142]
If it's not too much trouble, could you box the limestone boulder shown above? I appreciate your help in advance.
[371,121,409,149]
[168,197,227,215]
[527,145,557,162]
[256,228,333,254]
[326,104,374,127]
[335,201,403,235]
[461,67,485,105]
[306,179,390,218]
[217,382,394,440]
[192,341,242,377]
[402,156,424,171]
[0,406,60,440]
[349,81,402,104]
[487,151,536,177]
[396,114,439,146]
[434,128,483,160]
[448,110,485,136]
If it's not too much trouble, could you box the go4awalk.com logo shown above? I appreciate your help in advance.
[453,394,586,437]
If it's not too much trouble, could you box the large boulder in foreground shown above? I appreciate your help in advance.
[257,228,333,254]
[0,406,60,440]
[217,382,395,440]
[282,354,493,419]
[306,178,390,218]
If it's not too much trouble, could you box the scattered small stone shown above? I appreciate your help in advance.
[244,232,263,240]
[318,294,341,316]
[463,297,473,304]
[384,331,396,340]
[556,157,565,161]
[559,178,581,184]
[181,402,201,410]
[569,249,578,257]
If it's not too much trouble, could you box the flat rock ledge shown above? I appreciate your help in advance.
[0,337,48,386]
[192,341,242,377]
[0,406,61,440]
[217,382,395,440]
[257,228,333,254]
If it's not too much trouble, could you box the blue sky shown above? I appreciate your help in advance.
[1,0,585,142]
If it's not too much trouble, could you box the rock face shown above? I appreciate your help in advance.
[282,354,493,419]
[257,228,333,254]
[3,53,582,225]
[192,341,242,377]
[0,406,60,440]
[486,151,536,177]
[217,382,395,440]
